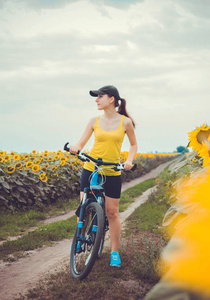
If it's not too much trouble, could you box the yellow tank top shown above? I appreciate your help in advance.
[84,115,125,176]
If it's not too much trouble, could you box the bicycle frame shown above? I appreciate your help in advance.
[76,171,105,244]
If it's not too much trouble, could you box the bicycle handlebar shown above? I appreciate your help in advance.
[64,142,137,172]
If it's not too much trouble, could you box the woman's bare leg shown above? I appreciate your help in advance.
[105,196,121,252]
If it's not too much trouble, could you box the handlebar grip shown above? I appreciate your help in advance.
[64,142,70,152]
[64,142,80,155]
[131,163,137,171]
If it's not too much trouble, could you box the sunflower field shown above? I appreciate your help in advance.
[0,149,179,211]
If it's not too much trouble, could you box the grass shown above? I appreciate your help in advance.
[119,178,156,212]
[0,216,77,261]
[0,197,79,240]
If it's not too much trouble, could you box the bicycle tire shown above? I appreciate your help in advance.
[97,214,108,258]
[70,202,104,280]
[97,231,106,259]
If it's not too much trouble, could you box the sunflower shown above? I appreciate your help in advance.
[10,152,15,156]
[32,150,37,154]
[52,165,58,172]
[53,173,59,177]
[35,159,41,164]
[47,157,53,162]
[39,173,46,181]
[14,154,20,161]
[188,123,210,153]
[0,157,4,163]
[26,162,34,168]
[0,151,4,156]
[4,155,11,162]
[32,164,41,173]
[42,164,49,170]
[60,160,66,166]
[54,155,60,161]
[198,137,210,169]
[7,165,15,174]
[15,162,22,169]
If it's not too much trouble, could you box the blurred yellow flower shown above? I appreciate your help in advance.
[15,162,22,169]
[54,155,60,161]
[14,154,20,161]
[4,155,11,162]
[42,164,49,169]
[26,162,33,168]
[32,150,37,154]
[60,160,66,166]
[39,173,46,181]
[47,157,53,161]
[0,157,3,163]
[7,165,15,174]
[0,151,4,156]
[32,164,41,172]
[52,165,58,172]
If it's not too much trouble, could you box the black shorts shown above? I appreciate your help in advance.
[80,168,122,199]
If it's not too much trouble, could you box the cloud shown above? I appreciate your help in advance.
[1,0,209,153]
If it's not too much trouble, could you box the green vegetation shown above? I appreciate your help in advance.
[119,178,156,212]
[0,198,79,240]
[0,216,77,261]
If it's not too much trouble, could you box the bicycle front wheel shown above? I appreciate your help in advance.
[70,202,104,280]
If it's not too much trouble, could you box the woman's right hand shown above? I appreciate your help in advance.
[69,145,81,154]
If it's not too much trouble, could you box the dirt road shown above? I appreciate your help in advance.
[0,159,178,300]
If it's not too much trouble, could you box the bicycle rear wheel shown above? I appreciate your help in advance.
[97,215,109,259]
[70,202,104,280]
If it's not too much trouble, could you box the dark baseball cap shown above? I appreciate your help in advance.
[89,85,121,100]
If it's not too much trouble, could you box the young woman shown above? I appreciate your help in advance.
[70,85,138,267]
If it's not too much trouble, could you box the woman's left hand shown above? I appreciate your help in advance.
[123,160,133,171]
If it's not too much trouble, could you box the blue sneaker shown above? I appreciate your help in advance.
[110,252,121,267]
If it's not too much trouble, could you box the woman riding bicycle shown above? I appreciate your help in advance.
[70,85,138,267]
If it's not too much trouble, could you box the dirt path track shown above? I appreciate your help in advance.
[0,159,178,300]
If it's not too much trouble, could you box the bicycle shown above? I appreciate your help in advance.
[64,142,136,280]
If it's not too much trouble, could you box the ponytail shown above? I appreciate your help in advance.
[116,98,135,128]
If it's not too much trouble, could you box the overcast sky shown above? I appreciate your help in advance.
[1,0,209,154]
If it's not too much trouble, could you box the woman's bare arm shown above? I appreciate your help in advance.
[123,117,138,170]
[69,117,96,154]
